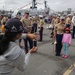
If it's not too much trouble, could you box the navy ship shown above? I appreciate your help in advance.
[12,0,50,17]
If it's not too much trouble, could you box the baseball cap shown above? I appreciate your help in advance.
[65,27,70,31]
[5,18,23,32]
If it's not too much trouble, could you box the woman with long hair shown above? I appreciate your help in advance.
[0,18,35,75]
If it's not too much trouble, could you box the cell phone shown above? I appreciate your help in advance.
[33,40,37,46]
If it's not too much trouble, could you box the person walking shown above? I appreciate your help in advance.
[21,11,33,53]
[62,27,72,58]
[31,15,39,51]
[38,15,44,42]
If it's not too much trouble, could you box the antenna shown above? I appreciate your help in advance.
[30,0,37,9]
[44,0,47,8]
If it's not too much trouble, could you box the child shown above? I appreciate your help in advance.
[62,27,72,58]
[0,18,36,75]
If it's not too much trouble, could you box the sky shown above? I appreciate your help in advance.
[0,0,75,12]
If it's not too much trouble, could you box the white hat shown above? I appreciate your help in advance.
[60,16,65,20]
[39,15,43,18]
[67,14,71,16]
[58,14,61,16]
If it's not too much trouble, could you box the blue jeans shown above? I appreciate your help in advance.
[63,43,68,55]
[24,37,33,53]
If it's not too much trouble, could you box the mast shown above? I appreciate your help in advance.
[44,0,50,16]
[30,0,37,9]
[44,0,47,9]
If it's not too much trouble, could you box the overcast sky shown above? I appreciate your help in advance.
[0,0,75,12]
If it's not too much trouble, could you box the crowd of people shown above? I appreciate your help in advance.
[43,13,75,58]
[48,14,74,58]
[0,11,75,74]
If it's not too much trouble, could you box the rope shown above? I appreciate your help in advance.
[20,2,32,9]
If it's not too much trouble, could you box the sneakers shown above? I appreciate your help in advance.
[62,54,65,58]
[62,54,68,58]
[64,55,68,58]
